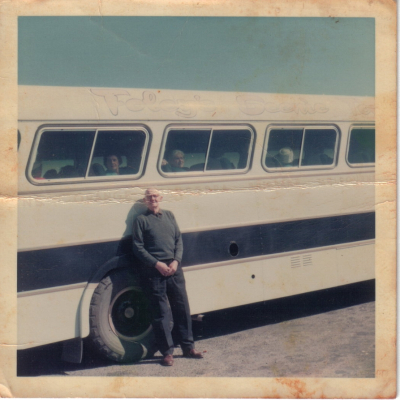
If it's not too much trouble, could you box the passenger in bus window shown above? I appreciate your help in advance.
[58,165,79,178]
[303,142,333,166]
[132,188,204,366]
[206,147,235,170]
[104,154,122,175]
[43,169,58,179]
[162,150,188,172]
[275,147,295,167]
[32,161,44,179]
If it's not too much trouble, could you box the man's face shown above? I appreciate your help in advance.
[171,153,184,168]
[106,155,120,172]
[145,189,162,212]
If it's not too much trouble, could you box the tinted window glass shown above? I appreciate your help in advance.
[161,128,253,174]
[31,128,148,182]
[348,128,375,164]
[89,130,147,176]
[206,130,252,170]
[162,130,211,172]
[301,129,336,166]
[265,129,303,168]
[32,130,95,180]
[265,127,339,170]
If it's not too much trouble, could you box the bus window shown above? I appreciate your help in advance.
[161,129,211,172]
[29,127,149,183]
[161,127,254,175]
[301,129,337,166]
[347,128,375,165]
[265,129,302,168]
[31,130,96,180]
[206,129,252,171]
[264,126,338,170]
[89,130,147,177]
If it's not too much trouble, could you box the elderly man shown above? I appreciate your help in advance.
[161,150,187,172]
[132,188,203,366]
[275,147,295,167]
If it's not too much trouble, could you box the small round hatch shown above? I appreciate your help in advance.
[229,241,239,257]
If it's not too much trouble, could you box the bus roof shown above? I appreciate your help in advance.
[19,85,375,122]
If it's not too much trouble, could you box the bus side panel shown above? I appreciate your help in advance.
[18,286,85,349]
[336,243,375,285]
[184,262,265,315]
[261,244,374,302]
[185,243,374,315]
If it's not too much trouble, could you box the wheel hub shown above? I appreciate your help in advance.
[108,287,152,341]
[124,306,135,319]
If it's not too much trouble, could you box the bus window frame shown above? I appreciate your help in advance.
[26,124,151,185]
[346,124,375,168]
[158,124,256,178]
[262,124,340,173]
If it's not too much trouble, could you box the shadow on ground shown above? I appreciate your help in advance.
[197,279,375,340]
[17,280,374,376]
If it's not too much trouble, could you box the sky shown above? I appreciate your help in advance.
[18,17,375,96]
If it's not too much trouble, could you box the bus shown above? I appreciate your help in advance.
[17,85,375,363]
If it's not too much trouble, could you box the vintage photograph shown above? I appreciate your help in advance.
[0,1,396,398]
[16,15,376,376]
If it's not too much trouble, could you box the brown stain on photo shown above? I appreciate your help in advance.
[276,378,316,398]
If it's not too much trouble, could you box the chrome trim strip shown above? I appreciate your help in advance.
[17,282,87,298]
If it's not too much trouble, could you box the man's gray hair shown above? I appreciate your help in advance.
[170,149,184,159]
[145,187,160,196]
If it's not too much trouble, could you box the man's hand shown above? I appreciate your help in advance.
[155,261,171,276]
[167,260,179,276]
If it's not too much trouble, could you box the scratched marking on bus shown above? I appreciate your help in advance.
[91,89,216,118]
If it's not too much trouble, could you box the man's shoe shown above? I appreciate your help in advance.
[182,349,204,359]
[161,354,174,366]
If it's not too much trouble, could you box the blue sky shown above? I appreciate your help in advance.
[18,17,374,96]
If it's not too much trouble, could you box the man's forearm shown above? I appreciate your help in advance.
[132,234,159,267]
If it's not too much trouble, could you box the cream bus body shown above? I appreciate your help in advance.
[18,86,375,362]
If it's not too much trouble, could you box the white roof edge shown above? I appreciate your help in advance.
[18,85,375,122]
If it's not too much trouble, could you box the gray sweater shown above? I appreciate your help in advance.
[132,209,183,268]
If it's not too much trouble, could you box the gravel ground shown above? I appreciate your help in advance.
[17,281,375,378]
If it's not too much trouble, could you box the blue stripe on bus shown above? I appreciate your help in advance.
[18,212,375,292]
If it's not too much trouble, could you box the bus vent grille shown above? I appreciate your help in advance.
[291,256,301,268]
[291,254,313,268]
[303,254,313,266]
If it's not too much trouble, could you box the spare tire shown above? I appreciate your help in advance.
[89,268,156,363]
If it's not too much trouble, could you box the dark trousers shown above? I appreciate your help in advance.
[141,262,194,356]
